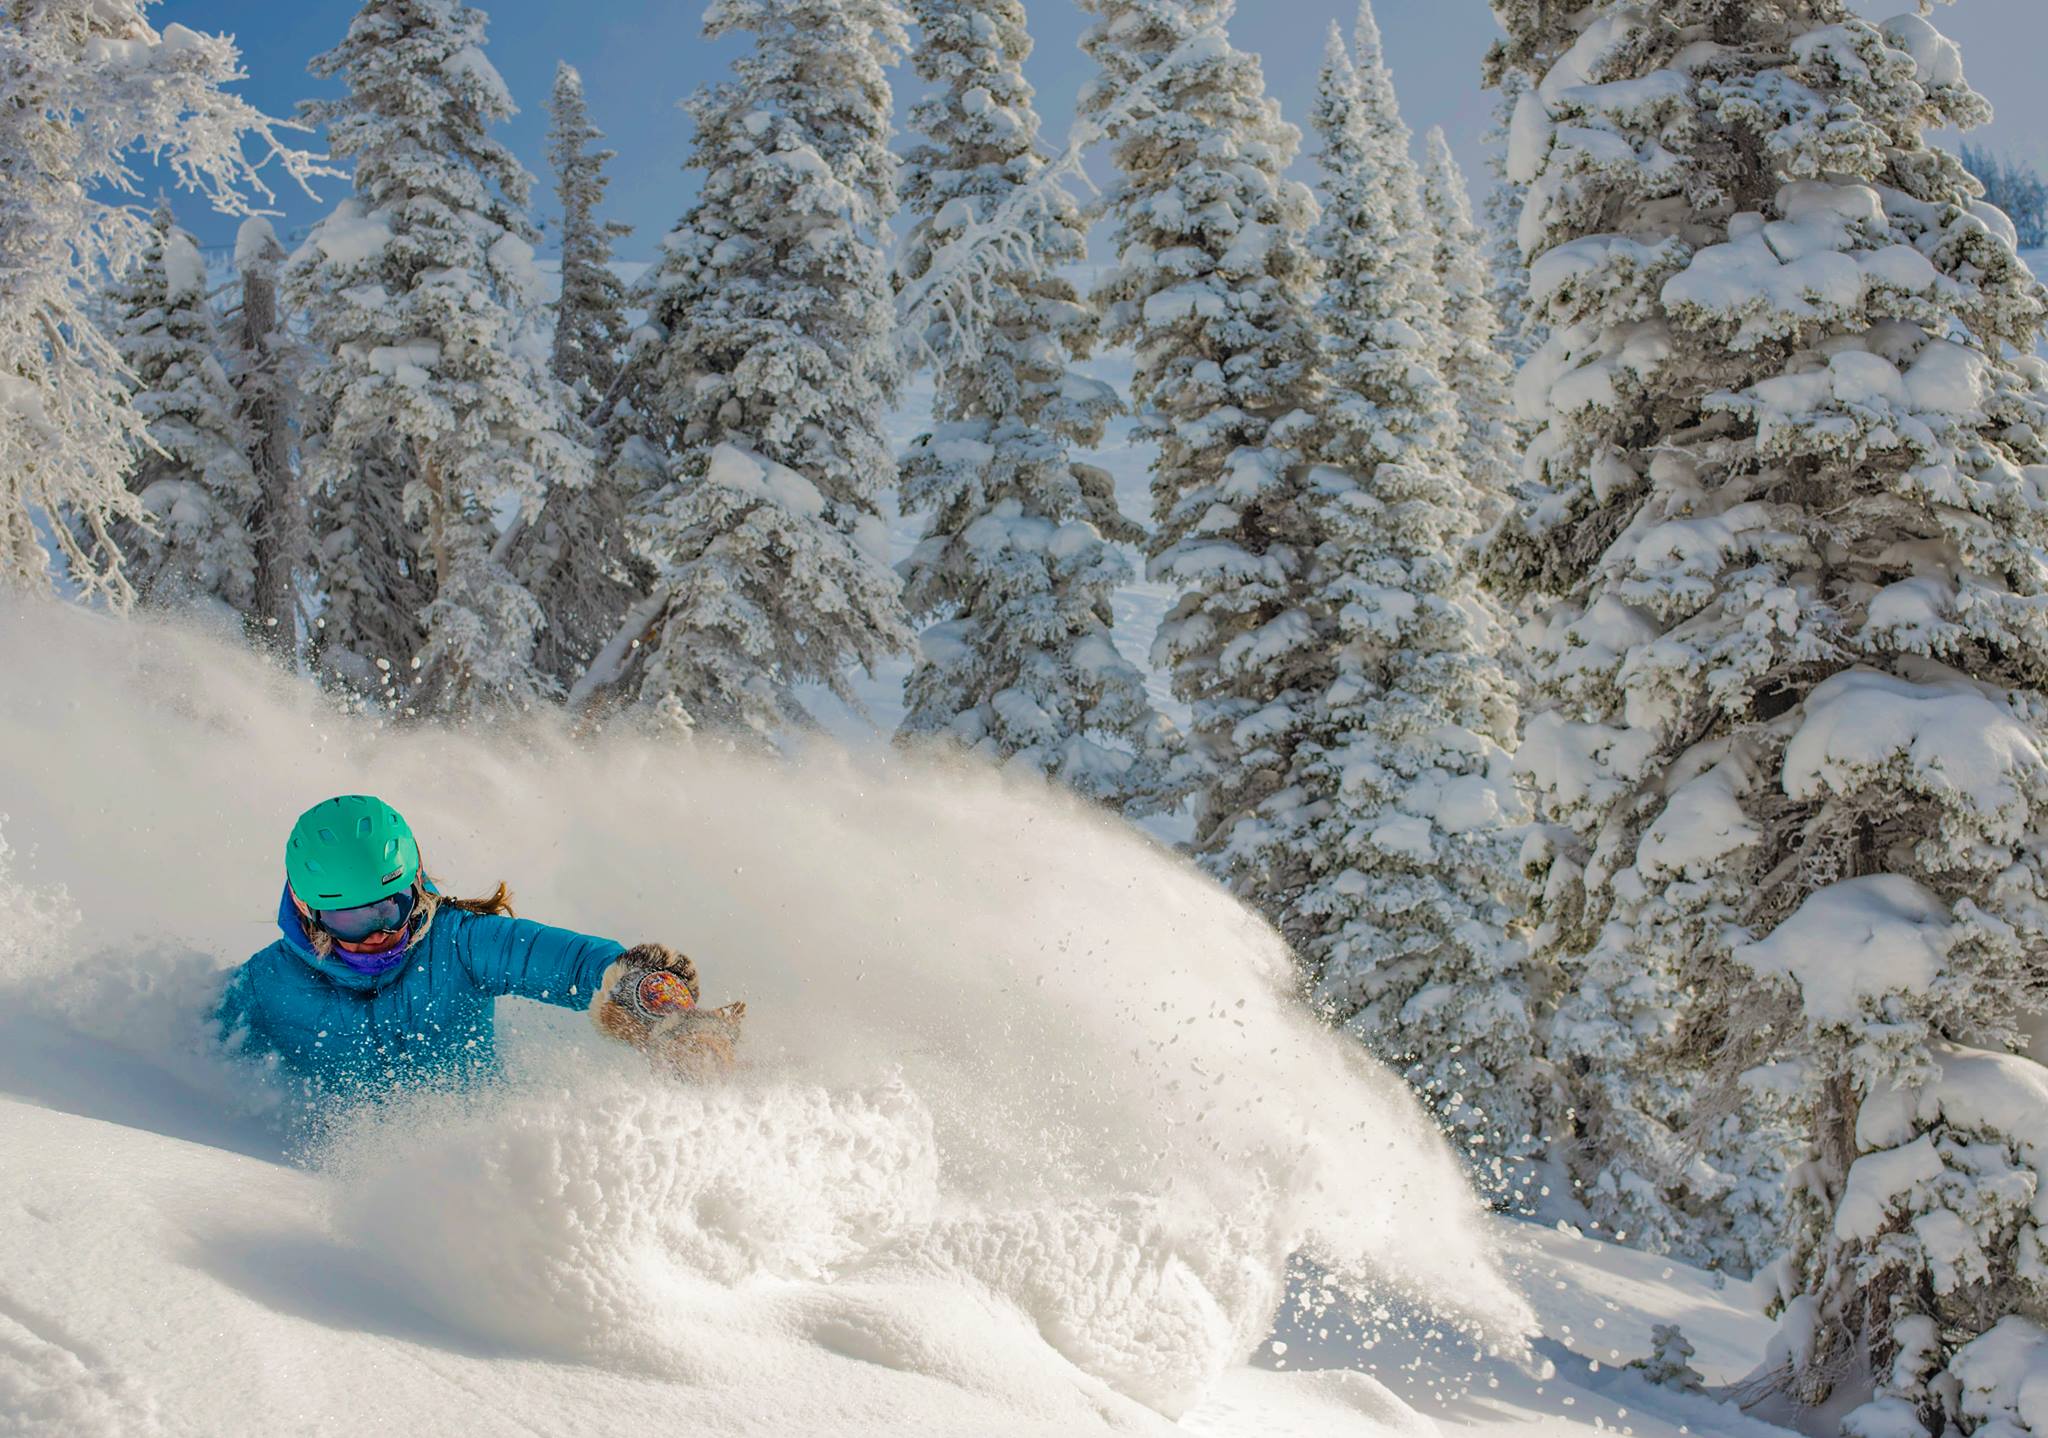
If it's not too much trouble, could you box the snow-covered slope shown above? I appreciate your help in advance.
[0,1089,1441,1436]
[0,599,1541,1436]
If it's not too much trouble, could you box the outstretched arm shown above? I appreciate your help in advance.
[453,912,624,1009]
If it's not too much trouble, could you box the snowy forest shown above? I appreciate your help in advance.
[6,0,2048,1435]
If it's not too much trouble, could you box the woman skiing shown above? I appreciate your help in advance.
[216,795,740,1095]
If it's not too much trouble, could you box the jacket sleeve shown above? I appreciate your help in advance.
[212,959,277,1063]
[453,912,626,1010]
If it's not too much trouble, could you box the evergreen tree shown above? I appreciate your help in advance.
[107,201,259,616]
[597,0,913,740]
[1344,0,1444,363]
[1961,143,2048,251]
[232,217,305,650]
[1079,0,1322,862]
[287,0,588,715]
[895,0,1179,809]
[1491,0,2048,1347]
[545,60,631,413]
[1296,18,1535,1201]
[1480,70,1540,371]
[301,423,429,701]
[1420,126,1519,518]
[0,0,316,605]
[514,430,648,696]
[514,59,642,693]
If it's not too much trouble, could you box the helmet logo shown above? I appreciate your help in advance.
[381,868,405,885]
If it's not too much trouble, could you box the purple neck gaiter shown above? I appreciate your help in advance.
[327,928,416,976]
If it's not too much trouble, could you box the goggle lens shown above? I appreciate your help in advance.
[316,888,416,942]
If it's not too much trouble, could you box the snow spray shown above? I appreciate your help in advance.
[0,601,1535,1425]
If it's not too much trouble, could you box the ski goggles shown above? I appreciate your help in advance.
[315,887,418,943]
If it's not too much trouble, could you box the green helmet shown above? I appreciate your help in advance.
[285,796,421,908]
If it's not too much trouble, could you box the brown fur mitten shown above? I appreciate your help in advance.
[651,1003,748,1082]
[591,944,701,1049]
[592,945,742,1080]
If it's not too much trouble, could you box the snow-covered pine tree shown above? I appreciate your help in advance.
[0,0,317,605]
[513,426,648,696]
[231,217,304,649]
[1486,0,1789,1270]
[511,59,642,693]
[545,60,630,414]
[1079,0,1322,860]
[1480,69,1540,370]
[1294,17,1534,1202]
[895,0,1179,809]
[593,0,912,740]
[105,200,259,618]
[300,431,428,702]
[1632,1324,1706,1396]
[1421,126,1519,519]
[1490,0,2048,1331]
[1342,0,1439,345]
[288,0,589,715]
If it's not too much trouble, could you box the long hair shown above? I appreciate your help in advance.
[424,873,515,918]
[409,869,515,941]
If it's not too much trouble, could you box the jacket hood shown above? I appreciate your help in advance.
[276,884,421,993]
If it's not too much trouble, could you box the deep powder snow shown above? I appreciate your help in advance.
[0,600,1531,1436]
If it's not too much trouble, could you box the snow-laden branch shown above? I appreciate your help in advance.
[0,4,331,606]
[892,19,1227,378]
[566,585,669,711]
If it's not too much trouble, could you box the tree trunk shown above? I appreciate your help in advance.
[1795,1071,1867,1407]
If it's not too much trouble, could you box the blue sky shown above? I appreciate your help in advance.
[170,0,2046,260]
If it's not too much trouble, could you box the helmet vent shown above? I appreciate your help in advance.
[357,816,374,838]
[317,827,336,844]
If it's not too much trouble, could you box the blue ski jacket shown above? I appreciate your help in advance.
[214,887,625,1094]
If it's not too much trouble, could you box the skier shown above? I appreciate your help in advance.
[215,795,742,1095]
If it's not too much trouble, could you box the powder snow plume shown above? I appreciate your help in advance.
[0,601,1531,1434]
